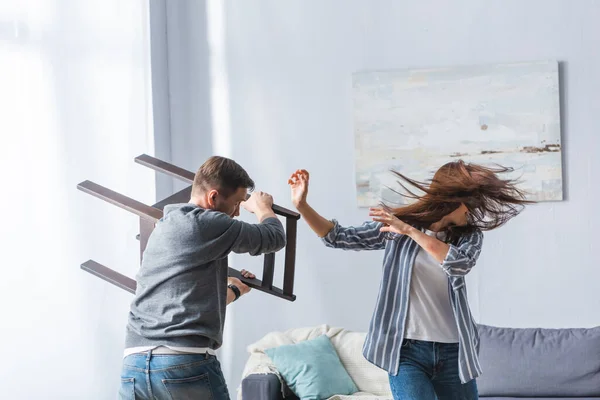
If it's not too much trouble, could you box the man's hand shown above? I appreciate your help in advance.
[227,269,255,304]
[242,191,273,213]
[241,191,275,222]
[227,277,251,296]
[240,269,256,280]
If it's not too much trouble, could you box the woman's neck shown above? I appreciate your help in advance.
[429,210,468,232]
[428,220,446,232]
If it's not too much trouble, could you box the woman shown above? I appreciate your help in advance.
[288,160,530,400]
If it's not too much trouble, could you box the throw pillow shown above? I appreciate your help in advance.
[265,334,358,400]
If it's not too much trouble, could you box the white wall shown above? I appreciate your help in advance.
[9,1,592,398]
[0,1,154,398]
[159,0,600,396]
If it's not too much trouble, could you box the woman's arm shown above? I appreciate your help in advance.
[438,230,483,276]
[405,227,483,276]
[289,170,385,250]
[370,208,483,276]
[405,229,450,263]
[296,201,334,238]
[370,207,449,256]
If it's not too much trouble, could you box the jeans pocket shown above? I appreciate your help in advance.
[118,377,135,400]
[162,373,214,400]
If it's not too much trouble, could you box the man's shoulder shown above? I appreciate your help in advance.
[163,203,201,216]
[163,204,232,225]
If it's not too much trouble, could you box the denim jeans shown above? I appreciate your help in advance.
[119,351,230,400]
[388,339,478,400]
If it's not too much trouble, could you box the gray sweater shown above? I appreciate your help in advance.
[125,203,286,350]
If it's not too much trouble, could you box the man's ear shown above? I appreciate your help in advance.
[207,189,219,208]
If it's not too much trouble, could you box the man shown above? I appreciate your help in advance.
[119,156,286,399]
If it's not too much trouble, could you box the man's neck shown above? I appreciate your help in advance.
[189,197,209,209]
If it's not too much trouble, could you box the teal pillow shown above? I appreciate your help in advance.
[264,334,358,400]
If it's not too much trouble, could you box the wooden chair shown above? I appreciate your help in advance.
[78,154,299,301]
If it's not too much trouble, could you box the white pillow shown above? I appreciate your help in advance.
[245,325,392,397]
[327,329,391,396]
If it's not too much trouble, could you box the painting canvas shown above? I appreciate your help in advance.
[353,61,562,207]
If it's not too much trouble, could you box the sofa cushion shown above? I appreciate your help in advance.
[477,324,600,397]
[265,334,358,400]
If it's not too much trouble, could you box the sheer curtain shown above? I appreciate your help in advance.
[0,0,155,397]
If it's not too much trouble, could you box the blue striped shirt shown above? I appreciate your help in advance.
[322,220,484,383]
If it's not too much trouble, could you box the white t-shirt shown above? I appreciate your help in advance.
[404,230,459,343]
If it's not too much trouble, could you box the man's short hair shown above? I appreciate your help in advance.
[192,156,255,198]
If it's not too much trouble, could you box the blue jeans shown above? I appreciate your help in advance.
[119,351,230,400]
[388,339,478,400]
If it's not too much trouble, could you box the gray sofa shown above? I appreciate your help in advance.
[241,324,600,399]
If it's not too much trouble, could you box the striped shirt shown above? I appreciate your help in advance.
[322,220,484,383]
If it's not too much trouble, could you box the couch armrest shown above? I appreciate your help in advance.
[241,373,299,400]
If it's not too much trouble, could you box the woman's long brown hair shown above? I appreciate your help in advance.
[386,160,533,236]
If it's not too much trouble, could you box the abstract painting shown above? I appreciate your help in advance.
[353,61,562,207]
